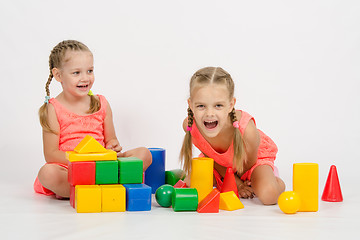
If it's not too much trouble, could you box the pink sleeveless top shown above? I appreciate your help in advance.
[190,110,278,168]
[49,95,107,151]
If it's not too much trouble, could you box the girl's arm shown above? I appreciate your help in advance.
[103,100,123,156]
[42,103,68,165]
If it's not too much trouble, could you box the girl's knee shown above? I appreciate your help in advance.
[38,165,66,187]
[140,148,152,170]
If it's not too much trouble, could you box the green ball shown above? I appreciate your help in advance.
[155,184,175,207]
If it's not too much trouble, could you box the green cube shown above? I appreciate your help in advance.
[96,160,119,184]
[118,157,143,184]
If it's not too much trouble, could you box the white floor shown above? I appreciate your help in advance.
[1,180,357,240]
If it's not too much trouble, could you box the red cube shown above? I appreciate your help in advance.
[68,161,96,186]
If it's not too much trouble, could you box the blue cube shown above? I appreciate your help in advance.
[123,184,152,211]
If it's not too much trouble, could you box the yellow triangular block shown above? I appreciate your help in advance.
[74,135,107,153]
[219,191,244,211]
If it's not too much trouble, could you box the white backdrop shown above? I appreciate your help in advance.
[1,0,359,192]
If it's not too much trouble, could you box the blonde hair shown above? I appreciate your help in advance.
[39,40,100,133]
[180,67,245,174]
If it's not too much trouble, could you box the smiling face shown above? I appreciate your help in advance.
[189,83,235,139]
[53,50,94,99]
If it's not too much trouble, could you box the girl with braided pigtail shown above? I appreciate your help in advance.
[180,67,285,205]
[35,40,152,198]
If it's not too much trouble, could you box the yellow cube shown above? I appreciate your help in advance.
[101,185,126,212]
[293,163,319,212]
[66,149,117,162]
[74,135,107,154]
[219,191,244,211]
[75,185,102,213]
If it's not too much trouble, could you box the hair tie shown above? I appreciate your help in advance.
[233,121,240,129]
[44,96,50,104]
[186,126,192,132]
[88,90,94,96]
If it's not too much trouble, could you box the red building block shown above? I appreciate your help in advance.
[68,161,96,186]
[197,188,220,213]
[221,168,239,198]
[70,185,75,208]
[173,180,187,188]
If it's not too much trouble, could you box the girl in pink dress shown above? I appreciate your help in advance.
[35,40,152,198]
[180,67,285,205]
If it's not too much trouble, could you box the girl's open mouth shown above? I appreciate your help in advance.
[77,84,89,89]
[204,120,218,130]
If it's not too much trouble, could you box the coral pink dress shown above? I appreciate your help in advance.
[190,110,278,182]
[34,95,107,195]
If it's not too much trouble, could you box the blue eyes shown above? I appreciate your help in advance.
[72,70,93,75]
[196,104,224,109]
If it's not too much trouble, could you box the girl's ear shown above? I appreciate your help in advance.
[52,68,62,83]
[187,98,192,110]
[229,97,236,112]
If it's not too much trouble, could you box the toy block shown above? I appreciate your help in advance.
[165,169,186,186]
[278,191,301,214]
[322,165,343,202]
[74,135,107,153]
[155,184,174,207]
[190,157,214,202]
[66,149,117,162]
[197,188,220,213]
[96,160,118,184]
[219,191,244,211]
[101,185,126,212]
[75,185,101,213]
[173,179,187,188]
[172,188,198,212]
[145,148,166,193]
[68,161,96,185]
[123,184,152,211]
[293,163,319,212]
[70,185,75,208]
[118,157,143,184]
[221,167,239,198]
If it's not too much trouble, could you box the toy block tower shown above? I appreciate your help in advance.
[67,135,151,213]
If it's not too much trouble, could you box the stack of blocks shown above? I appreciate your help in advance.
[67,135,151,213]
[156,157,244,213]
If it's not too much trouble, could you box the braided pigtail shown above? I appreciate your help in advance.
[229,108,244,174]
[180,107,194,175]
[88,94,101,114]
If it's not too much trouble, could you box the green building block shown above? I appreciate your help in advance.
[95,160,119,184]
[118,157,143,184]
[165,169,186,186]
[172,188,198,212]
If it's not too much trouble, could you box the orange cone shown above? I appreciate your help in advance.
[221,168,239,198]
[321,165,343,202]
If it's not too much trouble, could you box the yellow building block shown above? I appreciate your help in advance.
[293,163,319,212]
[74,135,107,154]
[66,149,117,162]
[219,191,244,211]
[75,185,102,213]
[101,185,126,212]
[190,157,214,202]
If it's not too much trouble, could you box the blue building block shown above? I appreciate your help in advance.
[145,148,165,193]
[123,184,152,211]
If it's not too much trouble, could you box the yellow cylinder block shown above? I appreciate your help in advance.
[190,157,214,202]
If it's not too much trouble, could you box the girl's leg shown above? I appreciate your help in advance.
[250,165,285,205]
[37,164,70,198]
[122,147,152,171]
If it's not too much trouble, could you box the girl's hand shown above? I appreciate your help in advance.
[237,179,255,199]
[105,140,123,157]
